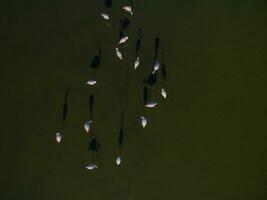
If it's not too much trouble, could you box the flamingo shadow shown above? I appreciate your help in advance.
[154,36,160,61]
[145,73,157,86]
[62,89,69,124]
[89,94,94,120]
[135,27,142,55]
[89,137,101,153]
[90,49,102,70]
[143,86,148,104]
[122,17,131,30]
[118,112,124,148]
[104,0,112,8]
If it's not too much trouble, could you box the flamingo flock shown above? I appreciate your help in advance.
[55,2,168,171]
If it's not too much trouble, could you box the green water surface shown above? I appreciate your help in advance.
[0,0,267,199]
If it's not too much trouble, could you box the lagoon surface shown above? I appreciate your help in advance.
[1,0,267,199]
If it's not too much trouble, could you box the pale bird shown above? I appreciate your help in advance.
[116,156,122,165]
[134,57,140,69]
[100,13,109,20]
[86,80,97,85]
[140,116,147,128]
[119,36,129,44]
[161,88,167,99]
[56,132,62,143]
[144,102,157,108]
[122,6,133,15]
[86,163,98,170]
[84,121,92,133]
[115,48,123,60]
[152,61,160,74]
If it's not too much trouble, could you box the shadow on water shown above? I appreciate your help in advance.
[161,51,167,81]
[154,36,160,60]
[90,49,102,70]
[119,29,124,40]
[118,128,123,148]
[145,73,157,86]
[143,86,148,104]
[122,17,131,30]
[135,27,142,55]
[118,18,125,40]
[118,112,124,148]
[104,0,112,9]
[62,89,69,124]
[129,0,133,9]
[89,94,94,120]
[89,137,101,152]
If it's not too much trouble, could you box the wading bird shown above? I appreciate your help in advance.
[161,88,167,99]
[56,132,62,143]
[86,163,98,170]
[140,116,147,128]
[144,102,157,108]
[134,57,140,69]
[100,13,109,20]
[116,156,122,165]
[84,121,92,133]
[86,80,97,85]
[119,36,129,44]
[115,48,123,60]
[122,6,133,15]
[152,61,160,74]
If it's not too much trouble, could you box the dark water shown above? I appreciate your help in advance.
[1,0,267,199]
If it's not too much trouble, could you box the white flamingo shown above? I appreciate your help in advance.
[86,80,97,85]
[152,61,160,74]
[134,57,140,69]
[100,13,109,20]
[115,48,123,60]
[144,102,157,108]
[84,121,92,133]
[122,6,133,15]
[116,156,122,165]
[161,88,167,99]
[56,132,62,143]
[140,116,147,128]
[86,163,98,170]
[119,36,129,44]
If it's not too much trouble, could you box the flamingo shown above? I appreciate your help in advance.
[134,57,140,69]
[56,132,62,143]
[115,48,123,60]
[116,156,122,165]
[119,36,129,44]
[86,80,97,86]
[100,13,109,20]
[161,88,167,99]
[140,116,147,128]
[144,102,157,108]
[122,6,133,15]
[84,121,92,133]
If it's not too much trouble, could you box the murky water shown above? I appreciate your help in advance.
[1,0,267,199]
